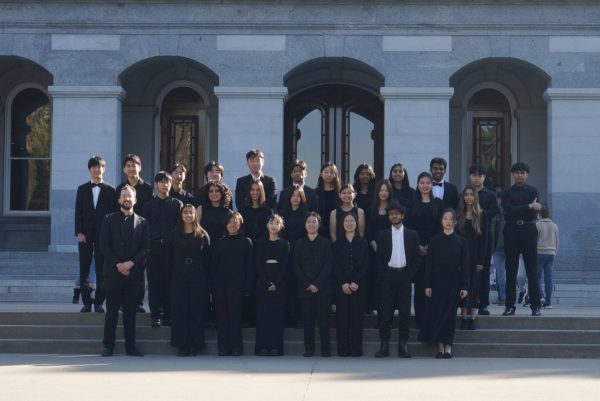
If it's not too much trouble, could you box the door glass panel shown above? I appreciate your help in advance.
[296,109,323,188]
[475,119,502,190]
[348,111,374,180]
[10,159,51,211]
[168,117,197,191]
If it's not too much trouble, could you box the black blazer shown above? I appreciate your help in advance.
[235,174,277,210]
[75,182,117,241]
[376,226,420,280]
[99,212,151,281]
[277,185,318,213]
[439,181,459,210]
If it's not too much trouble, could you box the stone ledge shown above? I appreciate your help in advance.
[380,87,454,100]
[214,86,288,99]
[48,86,127,101]
[543,88,600,102]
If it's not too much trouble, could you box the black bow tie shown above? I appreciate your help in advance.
[91,183,103,188]
[432,182,443,187]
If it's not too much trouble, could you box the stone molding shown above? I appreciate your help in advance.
[383,36,452,52]
[47,86,127,101]
[217,35,286,51]
[543,88,600,102]
[380,87,454,100]
[214,86,288,99]
[51,34,120,51]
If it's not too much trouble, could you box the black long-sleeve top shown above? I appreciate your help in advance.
[458,212,489,268]
[141,196,183,240]
[317,188,339,238]
[200,204,230,242]
[210,234,253,294]
[500,184,540,223]
[478,187,498,222]
[168,229,210,269]
[280,207,307,243]
[116,179,153,216]
[367,211,390,243]
[170,188,196,207]
[407,198,444,246]
[293,235,333,297]
[333,236,369,286]
[424,232,469,291]
[355,190,373,217]
[392,185,416,213]
[255,238,290,288]
[239,204,273,242]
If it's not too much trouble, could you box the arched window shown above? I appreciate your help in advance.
[6,87,52,212]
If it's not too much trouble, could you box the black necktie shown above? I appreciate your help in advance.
[432,182,443,187]
[91,183,103,188]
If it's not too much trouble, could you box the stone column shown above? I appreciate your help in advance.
[544,88,600,272]
[214,86,288,202]
[380,87,454,183]
[47,86,126,252]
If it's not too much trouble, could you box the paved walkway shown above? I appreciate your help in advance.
[1,353,599,401]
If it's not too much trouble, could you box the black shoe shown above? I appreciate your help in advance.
[302,349,314,357]
[532,308,542,316]
[231,350,242,357]
[435,352,444,359]
[151,318,161,328]
[80,305,92,313]
[101,347,113,357]
[397,340,411,358]
[517,291,525,304]
[218,350,230,356]
[338,350,350,357]
[460,318,468,330]
[478,308,490,316]
[178,347,190,357]
[257,348,270,356]
[502,306,516,316]
[125,347,144,357]
[351,351,362,357]
[72,289,80,304]
[443,352,453,359]
[321,351,332,357]
[374,341,390,358]
[136,305,146,313]
[94,304,105,313]
[269,349,282,356]
[468,318,476,330]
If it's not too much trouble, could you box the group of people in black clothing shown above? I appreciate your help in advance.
[75,149,544,359]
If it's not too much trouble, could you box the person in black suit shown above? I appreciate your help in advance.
[100,185,151,357]
[170,163,196,205]
[193,161,225,207]
[374,200,420,358]
[115,154,153,313]
[277,159,318,213]
[430,157,458,210]
[235,149,277,210]
[75,156,117,313]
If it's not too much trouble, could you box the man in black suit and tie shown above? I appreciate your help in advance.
[235,149,277,210]
[430,157,459,210]
[100,184,150,357]
[277,159,318,213]
[75,156,117,313]
[374,200,420,358]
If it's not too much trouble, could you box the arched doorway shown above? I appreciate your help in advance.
[119,57,218,187]
[284,58,384,187]
[450,58,551,194]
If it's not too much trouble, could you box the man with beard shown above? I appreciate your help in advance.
[100,185,150,357]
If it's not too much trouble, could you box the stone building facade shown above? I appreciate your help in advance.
[0,1,599,272]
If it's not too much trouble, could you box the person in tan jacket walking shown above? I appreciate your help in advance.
[536,206,559,308]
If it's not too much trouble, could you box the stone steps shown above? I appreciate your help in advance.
[0,312,599,358]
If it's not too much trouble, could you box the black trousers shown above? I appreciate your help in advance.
[300,294,331,354]
[78,240,104,307]
[103,273,138,350]
[255,285,285,354]
[412,257,429,328]
[147,241,171,319]
[214,285,244,353]
[379,268,412,342]
[504,222,540,309]
[284,268,301,326]
[136,269,146,307]
[171,264,206,350]
[478,235,493,309]
[336,286,365,355]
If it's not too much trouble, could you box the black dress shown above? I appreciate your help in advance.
[169,230,210,352]
[317,188,338,238]
[240,204,273,242]
[420,232,469,345]
[355,189,373,217]
[458,214,488,310]
[333,236,369,356]
[333,206,359,242]
[366,211,390,310]
[200,204,230,242]
[211,234,253,355]
[392,185,416,213]
[254,238,290,354]
[406,198,444,327]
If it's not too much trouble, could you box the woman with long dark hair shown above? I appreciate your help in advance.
[422,209,469,358]
[457,187,488,330]
[388,163,416,211]
[407,172,444,328]
[333,212,369,357]
[169,204,211,356]
[254,214,290,356]
[198,181,232,242]
[353,163,377,215]
[316,162,341,238]
[239,180,273,242]
[211,211,253,356]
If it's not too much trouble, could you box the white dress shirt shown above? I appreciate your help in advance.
[432,181,445,200]
[91,181,102,209]
[388,225,407,268]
